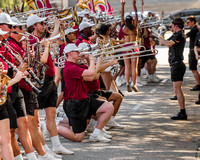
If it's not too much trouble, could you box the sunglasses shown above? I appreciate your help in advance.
[13,25,23,30]
[0,23,12,29]
[187,21,190,24]
[169,26,173,28]
[38,21,45,25]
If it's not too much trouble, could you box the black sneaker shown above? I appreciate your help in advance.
[170,95,177,100]
[170,112,187,120]
[195,100,200,104]
[190,85,200,91]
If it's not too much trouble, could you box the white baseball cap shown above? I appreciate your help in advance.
[11,17,26,26]
[77,12,84,17]
[81,9,90,15]
[64,43,81,54]
[26,15,47,28]
[0,13,17,25]
[65,28,78,35]
[0,29,8,35]
[78,43,89,50]
[79,22,95,31]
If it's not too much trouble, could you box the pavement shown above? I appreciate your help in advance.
[20,34,200,160]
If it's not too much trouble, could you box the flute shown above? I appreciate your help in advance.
[0,53,41,94]
[1,42,43,86]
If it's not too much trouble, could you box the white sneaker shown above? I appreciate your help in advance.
[38,153,61,160]
[151,76,160,83]
[86,119,97,133]
[136,82,143,87]
[102,128,111,135]
[101,130,112,139]
[106,119,124,129]
[147,75,153,83]
[115,76,122,87]
[89,133,111,142]
[47,150,63,159]
[137,76,147,85]
[121,75,126,84]
[52,146,74,155]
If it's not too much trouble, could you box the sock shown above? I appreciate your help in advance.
[43,144,51,152]
[180,109,186,114]
[51,135,62,149]
[26,152,37,160]
[14,154,23,160]
[93,128,101,135]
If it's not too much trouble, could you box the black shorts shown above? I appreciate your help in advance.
[140,51,155,68]
[189,51,198,70]
[10,84,26,118]
[63,97,105,133]
[61,68,65,92]
[21,89,39,116]
[6,95,18,129]
[97,90,112,101]
[170,62,186,82]
[0,99,9,120]
[37,76,57,109]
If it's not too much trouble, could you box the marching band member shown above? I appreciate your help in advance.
[0,13,38,160]
[26,14,74,155]
[8,17,61,159]
[56,28,77,107]
[157,18,187,120]
[120,0,139,92]
[59,43,114,142]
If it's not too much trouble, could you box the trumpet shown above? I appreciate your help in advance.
[140,20,161,29]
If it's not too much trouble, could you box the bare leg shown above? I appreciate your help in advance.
[54,66,61,88]
[34,109,46,145]
[173,81,185,109]
[17,116,34,154]
[191,70,200,85]
[101,72,112,91]
[108,93,123,116]
[58,126,85,142]
[27,115,46,156]
[96,102,114,130]
[56,92,64,108]
[10,129,20,157]
[45,107,57,137]
[0,119,14,160]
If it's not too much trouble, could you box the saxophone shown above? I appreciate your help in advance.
[0,74,11,105]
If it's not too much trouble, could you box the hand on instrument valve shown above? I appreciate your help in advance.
[54,17,61,27]
[13,71,26,83]
[96,57,103,69]
[110,58,118,66]
[151,27,161,38]
[41,39,50,48]
[18,62,28,72]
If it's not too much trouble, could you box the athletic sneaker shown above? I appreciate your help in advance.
[47,150,63,159]
[86,119,97,133]
[52,146,74,155]
[102,128,112,135]
[38,153,61,160]
[115,76,123,87]
[137,76,147,85]
[101,130,112,139]
[106,119,124,129]
[89,133,111,142]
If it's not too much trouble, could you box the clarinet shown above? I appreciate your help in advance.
[1,42,43,86]
[0,53,41,94]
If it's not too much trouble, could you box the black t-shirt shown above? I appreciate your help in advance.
[186,25,199,49]
[195,32,200,47]
[169,30,186,64]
